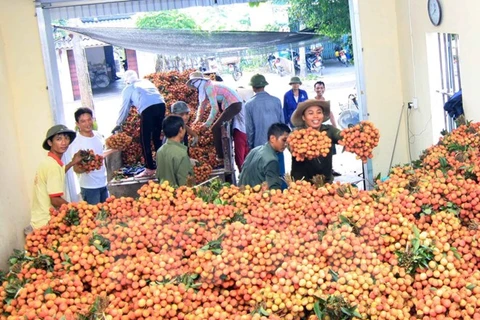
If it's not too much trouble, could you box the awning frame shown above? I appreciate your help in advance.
[35,0,257,20]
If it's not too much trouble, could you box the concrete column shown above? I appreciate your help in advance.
[36,7,79,202]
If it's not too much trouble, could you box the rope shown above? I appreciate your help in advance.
[388,104,406,171]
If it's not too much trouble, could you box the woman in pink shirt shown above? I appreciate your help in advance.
[186,72,242,161]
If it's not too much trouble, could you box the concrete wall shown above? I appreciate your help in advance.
[393,0,480,158]
[355,0,409,177]
[85,46,106,65]
[136,51,157,78]
[0,1,53,270]
[356,0,480,176]
[57,48,75,102]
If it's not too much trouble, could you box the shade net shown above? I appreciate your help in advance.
[57,26,324,57]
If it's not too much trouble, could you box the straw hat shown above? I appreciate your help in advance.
[186,71,208,88]
[291,99,330,128]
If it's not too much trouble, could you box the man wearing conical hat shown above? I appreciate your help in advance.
[289,99,343,184]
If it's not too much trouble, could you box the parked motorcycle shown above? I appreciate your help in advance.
[291,51,300,74]
[267,54,277,72]
[229,63,243,81]
[306,51,323,73]
[276,50,300,75]
[273,56,300,77]
[220,57,243,81]
[335,47,349,67]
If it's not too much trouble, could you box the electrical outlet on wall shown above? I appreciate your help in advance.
[408,98,419,109]
[413,97,418,109]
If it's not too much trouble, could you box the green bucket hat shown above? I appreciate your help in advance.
[42,124,76,150]
[289,76,302,85]
[249,74,269,87]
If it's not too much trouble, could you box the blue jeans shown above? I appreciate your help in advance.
[81,186,109,205]
[277,152,287,190]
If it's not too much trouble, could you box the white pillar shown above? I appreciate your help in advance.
[349,0,374,189]
[298,46,307,78]
[36,6,79,202]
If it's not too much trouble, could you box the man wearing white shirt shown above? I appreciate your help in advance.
[70,108,114,204]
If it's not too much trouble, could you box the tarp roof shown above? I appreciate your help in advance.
[58,26,324,57]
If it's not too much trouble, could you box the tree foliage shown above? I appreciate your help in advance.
[288,0,351,39]
[136,10,198,30]
[52,19,68,41]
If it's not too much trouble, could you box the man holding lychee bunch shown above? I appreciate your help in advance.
[70,108,116,204]
[27,125,82,234]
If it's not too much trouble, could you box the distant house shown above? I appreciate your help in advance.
[55,15,141,101]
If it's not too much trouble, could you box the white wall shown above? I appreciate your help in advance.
[354,0,480,176]
[136,50,157,78]
[85,46,106,65]
[355,0,409,177]
[394,0,479,158]
[57,48,74,102]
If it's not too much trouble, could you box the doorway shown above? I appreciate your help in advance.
[427,33,462,142]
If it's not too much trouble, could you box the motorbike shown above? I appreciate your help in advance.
[274,49,324,75]
[220,57,243,81]
[276,50,300,75]
[305,51,323,73]
[228,63,243,81]
[199,56,219,73]
[273,56,300,77]
[267,54,277,72]
[335,48,349,67]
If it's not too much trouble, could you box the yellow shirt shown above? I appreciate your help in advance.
[30,152,65,229]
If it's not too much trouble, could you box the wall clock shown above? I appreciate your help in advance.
[428,0,442,26]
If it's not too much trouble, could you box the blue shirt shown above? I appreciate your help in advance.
[283,89,308,126]
[245,91,285,149]
[116,79,165,126]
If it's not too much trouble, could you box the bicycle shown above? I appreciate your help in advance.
[88,63,110,89]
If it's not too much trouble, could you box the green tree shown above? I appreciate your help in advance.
[288,0,350,39]
[136,10,198,29]
[52,19,68,41]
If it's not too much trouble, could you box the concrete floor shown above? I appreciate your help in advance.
[63,59,364,187]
